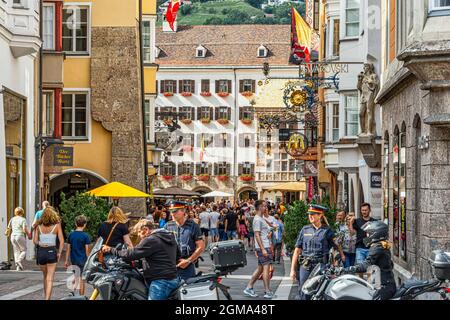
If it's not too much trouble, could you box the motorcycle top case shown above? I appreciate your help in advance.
[430,250,450,281]
[209,240,247,273]
[178,281,218,300]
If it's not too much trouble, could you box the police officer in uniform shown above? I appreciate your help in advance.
[340,220,396,300]
[164,200,205,280]
[290,204,345,300]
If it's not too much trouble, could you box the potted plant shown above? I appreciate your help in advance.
[217,174,229,181]
[241,118,253,125]
[163,119,173,126]
[180,174,193,181]
[197,174,210,181]
[181,92,192,97]
[241,91,253,97]
[182,145,193,152]
[239,174,254,181]
[163,92,173,97]
[217,92,229,97]
[200,92,211,97]
[217,118,229,125]
[201,118,211,124]
[162,175,173,181]
[181,118,192,125]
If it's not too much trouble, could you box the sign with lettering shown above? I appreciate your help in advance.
[53,146,73,166]
[370,172,382,188]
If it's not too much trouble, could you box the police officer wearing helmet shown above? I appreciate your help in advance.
[290,204,345,300]
[164,200,205,280]
[340,220,396,300]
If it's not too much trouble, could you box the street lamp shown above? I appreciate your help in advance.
[149,147,163,206]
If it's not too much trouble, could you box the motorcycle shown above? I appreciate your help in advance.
[62,237,233,300]
[301,250,450,300]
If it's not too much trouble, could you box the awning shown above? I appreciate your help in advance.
[264,181,307,192]
[85,182,151,198]
[153,186,201,197]
[201,191,233,198]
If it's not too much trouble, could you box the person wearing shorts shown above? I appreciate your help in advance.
[243,200,274,299]
[199,206,211,248]
[209,205,221,242]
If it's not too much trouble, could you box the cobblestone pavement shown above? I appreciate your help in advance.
[0,247,297,300]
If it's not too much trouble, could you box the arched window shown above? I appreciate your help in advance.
[383,131,389,224]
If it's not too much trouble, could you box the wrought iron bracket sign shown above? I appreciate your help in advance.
[284,132,309,159]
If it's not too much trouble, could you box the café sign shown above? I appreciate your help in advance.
[53,146,73,166]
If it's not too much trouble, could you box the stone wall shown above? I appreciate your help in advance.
[90,26,146,215]
[381,76,450,280]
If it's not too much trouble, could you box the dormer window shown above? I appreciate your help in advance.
[196,45,207,58]
[258,45,268,58]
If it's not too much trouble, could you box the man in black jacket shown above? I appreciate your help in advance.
[102,219,180,300]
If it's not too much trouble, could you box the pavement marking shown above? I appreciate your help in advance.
[273,256,294,300]
[0,281,66,300]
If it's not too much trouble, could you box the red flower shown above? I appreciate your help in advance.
[197,174,210,181]
[217,92,229,97]
[162,175,173,181]
[180,174,193,181]
[240,174,254,181]
[163,92,173,97]
[241,118,252,125]
[201,118,211,124]
[241,91,253,97]
[217,118,229,125]
[181,119,192,125]
[217,175,229,181]
[181,92,192,97]
[200,92,211,97]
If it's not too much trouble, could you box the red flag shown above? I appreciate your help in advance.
[165,0,181,31]
[307,176,314,201]
[289,7,311,64]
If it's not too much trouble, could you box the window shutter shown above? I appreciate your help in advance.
[238,164,243,175]
[178,163,183,175]
[209,107,214,120]
[227,134,231,147]
[251,163,255,174]
[179,80,183,93]
[214,134,220,147]
[214,163,218,175]
[215,80,219,93]
[215,107,219,120]
[156,80,158,93]
[191,80,195,93]
[190,134,194,147]
[208,163,213,175]
[171,162,176,175]
[173,80,177,93]
[160,80,165,93]
[239,134,244,147]
[196,163,201,175]
[227,80,232,93]
[197,107,202,120]
[227,107,231,120]
[226,163,231,176]
[251,134,255,147]
[239,107,243,120]
[190,107,195,120]
[239,80,244,93]
[251,80,256,93]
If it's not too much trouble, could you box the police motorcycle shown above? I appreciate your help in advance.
[63,238,245,300]
[301,250,450,300]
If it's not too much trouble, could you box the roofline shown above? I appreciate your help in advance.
[157,65,298,70]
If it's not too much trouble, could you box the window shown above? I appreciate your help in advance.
[345,0,360,37]
[240,133,254,148]
[198,106,212,120]
[144,99,151,142]
[201,79,210,93]
[63,7,89,54]
[332,19,340,57]
[214,133,229,148]
[196,45,206,58]
[42,91,54,137]
[180,80,194,93]
[155,132,170,149]
[43,4,55,50]
[197,162,211,175]
[239,79,255,93]
[160,162,175,176]
[215,162,229,175]
[215,80,231,94]
[157,106,176,121]
[179,162,194,175]
[181,133,194,147]
[344,95,358,136]
[313,0,320,30]
[179,106,194,121]
[239,106,254,120]
[62,93,88,139]
[332,103,340,141]
[197,133,213,148]
[242,162,253,175]
[160,80,177,93]
[257,45,267,57]
[142,20,151,63]
[430,0,450,11]
[215,106,230,120]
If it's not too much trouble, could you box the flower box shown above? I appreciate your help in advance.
[217,92,229,97]
[241,118,253,125]
[181,92,192,97]
[181,119,192,125]
[217,118,229,125]
[163,92,173,97]
[180,174,193,181]
[241,91,253,97]
[163,119,173,126]
[182,145,193,152]
[200,92,211,97]
[239,174,254,182]
[162,175,173,181]
[197,174,210,181]
[201,118,211,124]
[217,175,229,181]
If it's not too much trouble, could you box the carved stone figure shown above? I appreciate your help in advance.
[357,63,379,136]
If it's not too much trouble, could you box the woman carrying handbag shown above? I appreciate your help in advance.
[6,207,32,271]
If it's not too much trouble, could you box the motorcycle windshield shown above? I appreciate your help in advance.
[82,237,103,276]
[309,263,322,279]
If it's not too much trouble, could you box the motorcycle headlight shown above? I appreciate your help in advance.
[302,276,322,295]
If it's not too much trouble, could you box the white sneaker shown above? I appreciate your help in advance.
[243,287,258,298]
[17,262,24,271]
[263,291,274,299]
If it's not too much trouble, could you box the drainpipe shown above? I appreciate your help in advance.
[233,68,238,201]
[138,0,150,216]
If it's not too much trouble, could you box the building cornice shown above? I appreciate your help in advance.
[157,65,297,71]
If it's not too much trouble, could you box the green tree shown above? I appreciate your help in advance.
[263,6,274,14]
[245,0,263,9]
[221,8,229,15]
[207,7,217,14]
[205,16,224,25]
[60,192,112,240]
[180,4,193,16]
[224,9,250,24]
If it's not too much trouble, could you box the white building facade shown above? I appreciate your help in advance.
[323,0,383,218]
[0,0,41,261]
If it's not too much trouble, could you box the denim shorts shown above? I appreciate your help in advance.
[209,228,219,237]
[255,248,273,266]
[36,246,57,265]
[226,230,237,239]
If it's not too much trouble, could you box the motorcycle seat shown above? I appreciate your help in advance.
[392,279,433,299]
[184,274,217,285]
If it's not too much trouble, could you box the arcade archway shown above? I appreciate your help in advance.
[237,186,258,201]
[192,186,213,203]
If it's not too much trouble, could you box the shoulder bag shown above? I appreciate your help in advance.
[98,222,119,264]
[4,219,12,238]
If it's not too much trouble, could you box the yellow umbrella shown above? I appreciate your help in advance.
[85,182,152,198]
[265,181,307,192]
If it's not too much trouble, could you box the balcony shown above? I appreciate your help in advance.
[42,52,64,87]
[0,0,41,58]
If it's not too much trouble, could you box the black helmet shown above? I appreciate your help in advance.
[362,220,388,247]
